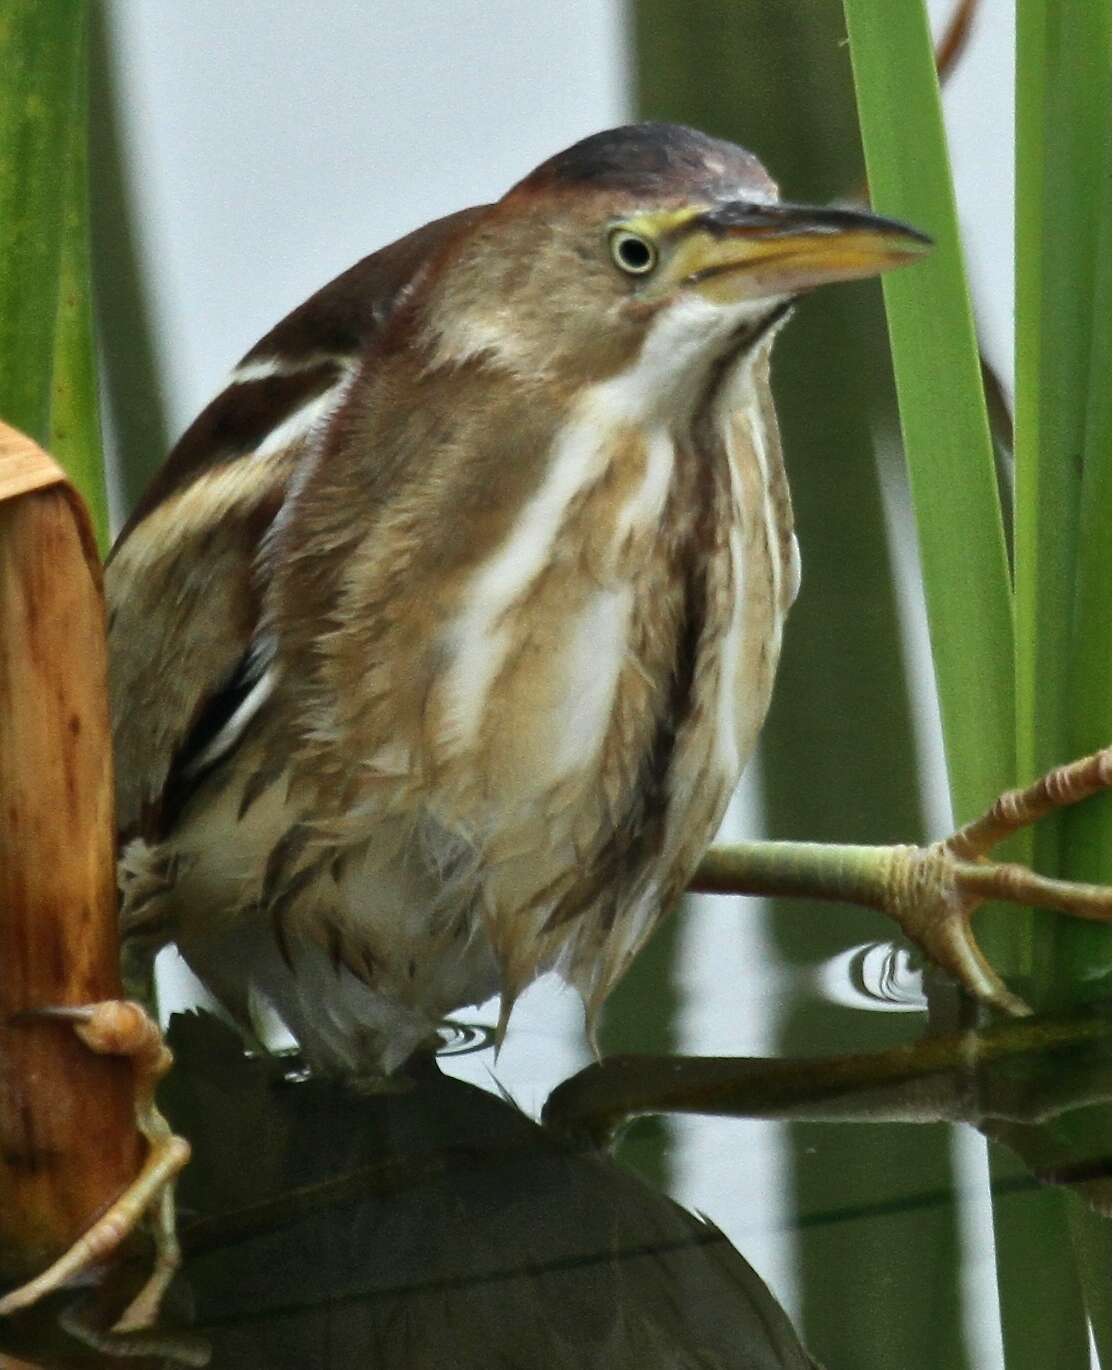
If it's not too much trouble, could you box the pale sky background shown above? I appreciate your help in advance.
[99,4,1018,1364]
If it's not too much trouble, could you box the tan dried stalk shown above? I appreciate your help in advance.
[0,421,140,1282]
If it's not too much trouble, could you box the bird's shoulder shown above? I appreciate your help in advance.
[108,206,483,842]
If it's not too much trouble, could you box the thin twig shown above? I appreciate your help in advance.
[935,0,980,88]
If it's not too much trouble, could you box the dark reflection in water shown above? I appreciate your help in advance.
[1,1005,1106,1369]
[1,1013,818,1369]
[175,1019,816,1369]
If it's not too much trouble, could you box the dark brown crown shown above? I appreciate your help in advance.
[512,122,775,202]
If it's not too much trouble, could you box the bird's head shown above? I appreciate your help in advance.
[418,123,929,411]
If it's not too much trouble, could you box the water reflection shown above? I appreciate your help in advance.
[0,1006,1106,1369]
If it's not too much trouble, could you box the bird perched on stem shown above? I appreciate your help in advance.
[108,122,930,1078]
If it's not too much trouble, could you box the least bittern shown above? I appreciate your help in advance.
[107,123,936,1077]
[3,123,1108,1330]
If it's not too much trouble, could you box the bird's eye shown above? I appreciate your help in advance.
[609,229,657,276]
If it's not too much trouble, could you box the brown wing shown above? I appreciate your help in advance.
[108,207,484,842]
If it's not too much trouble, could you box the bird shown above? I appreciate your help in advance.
[106,122,929,1081]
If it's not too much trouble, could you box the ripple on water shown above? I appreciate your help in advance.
[435,1019,497,1057]
[817,941,928,1012]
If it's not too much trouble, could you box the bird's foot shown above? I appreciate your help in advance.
[880,748,1111,1016]
[0,1000,190,1332]
[695,748,1111,1014]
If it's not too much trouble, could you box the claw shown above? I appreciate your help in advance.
[0,1001,188,1332]
[881,750,1111,1013]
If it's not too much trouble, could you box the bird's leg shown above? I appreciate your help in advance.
[0,1000,189,1331]
[692,748,1111,1017]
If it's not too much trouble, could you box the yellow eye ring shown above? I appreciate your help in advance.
[609,229,657,276]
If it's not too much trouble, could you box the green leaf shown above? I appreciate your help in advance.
[841,0,1015,828]
[1015,0,1111,883]
[843,2,1109,1364]
[1062,218,1111,891]
[0,1,106,548]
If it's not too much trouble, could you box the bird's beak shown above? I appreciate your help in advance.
[660,201,931,303]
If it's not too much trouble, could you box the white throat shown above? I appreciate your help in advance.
[601,292,788,425]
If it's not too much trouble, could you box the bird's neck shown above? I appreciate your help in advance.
[609,293,776,425]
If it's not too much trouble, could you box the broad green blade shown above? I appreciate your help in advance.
[1062,213,1111,890]
[1015,0,1108,788]
[1015,0,1111,896]
[1013,19,1110,1326]
[842,0,1015,828]
[0,1,107,548]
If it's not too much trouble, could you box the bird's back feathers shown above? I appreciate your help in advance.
[108,209,481,842]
